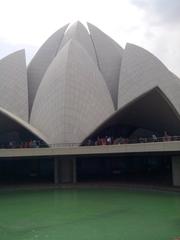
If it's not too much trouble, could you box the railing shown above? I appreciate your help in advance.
[1,135,180,149]
[50,135,180,148]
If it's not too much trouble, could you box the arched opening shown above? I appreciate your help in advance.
[76,154,172,186]
[78,87,180,186]
[0,109,54,186]
[0,108,48,148]
[83,87,180,144]
[0,156,54,186]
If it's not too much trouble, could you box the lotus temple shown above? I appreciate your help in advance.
[0,21,180,186]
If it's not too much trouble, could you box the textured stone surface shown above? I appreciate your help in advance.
[88,23,123,108]
[0,22,180,145]
[0,50,28,121]
[30,40,114,144]
[118,43,180,115]
[27,24,68,112]
[60,21,97,64]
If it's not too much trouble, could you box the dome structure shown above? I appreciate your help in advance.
[0,21,180,146]
[30,40,114,144]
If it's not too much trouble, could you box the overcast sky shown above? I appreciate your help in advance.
[0,0,180,77]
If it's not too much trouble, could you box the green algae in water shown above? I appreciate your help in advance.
[0,188,180,240]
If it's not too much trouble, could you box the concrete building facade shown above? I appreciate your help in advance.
[0,22,180,186]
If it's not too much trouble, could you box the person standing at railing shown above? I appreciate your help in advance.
[32,140,37,148]
[152,134,157,142]
[9,141,13,148]
[107,136,112,145]
[102,137,107,145]
[163,131,171,141]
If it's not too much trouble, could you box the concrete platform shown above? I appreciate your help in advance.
[0,141,180,158]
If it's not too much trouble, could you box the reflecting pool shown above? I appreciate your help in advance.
[0,188,180,240]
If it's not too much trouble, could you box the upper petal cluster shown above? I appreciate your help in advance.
[30,40,114,144]
[0,21,179,145]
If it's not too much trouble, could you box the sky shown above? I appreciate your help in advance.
[0,0,180,77]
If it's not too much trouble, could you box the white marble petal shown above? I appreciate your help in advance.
[30,40,114,145]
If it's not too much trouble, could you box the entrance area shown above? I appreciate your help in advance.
[77,155,172,186]
[0,157,54,186]
[0,154,174,187]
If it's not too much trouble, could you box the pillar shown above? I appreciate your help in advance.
[30,158,40,176]
[54,157,60,184]
[54,157,77,184]
[72,158,77,184]
[172,156,180,186]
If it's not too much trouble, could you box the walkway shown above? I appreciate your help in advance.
[0,140,180,158]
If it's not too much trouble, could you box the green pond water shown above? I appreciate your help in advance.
[0,188,180,240]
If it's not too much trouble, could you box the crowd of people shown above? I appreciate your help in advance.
[0,131,179,149]
[86,131,180,146]
[0,139,46,149]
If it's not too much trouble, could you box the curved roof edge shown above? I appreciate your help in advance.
[82,86,180,143]
[118,86,180,120]
[87,22,123,108]
[0,106,48,144]
[30,39,114,145]
[59,21,98,64]
[0,49,25,61]
[118,43,180,112]
[0,49,29,122]
[27,24,69,114]
[125,43,171,71]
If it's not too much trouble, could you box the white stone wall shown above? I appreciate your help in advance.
[0,22,179,146]
[88,23,123,108]
[118,43,180,115]
[60,21,97,64]
[0,50,28,121]
[27,24,68,112]
[30,40,114,144]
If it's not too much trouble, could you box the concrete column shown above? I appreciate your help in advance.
[172,156,180,186]
[72,158,77,184]
[54,157,77,184]
[30,159,40,176]
[54,157,60,184]
[59,158,73,183]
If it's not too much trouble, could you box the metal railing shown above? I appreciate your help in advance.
[1,135,180,149]
[49,136,180,148]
